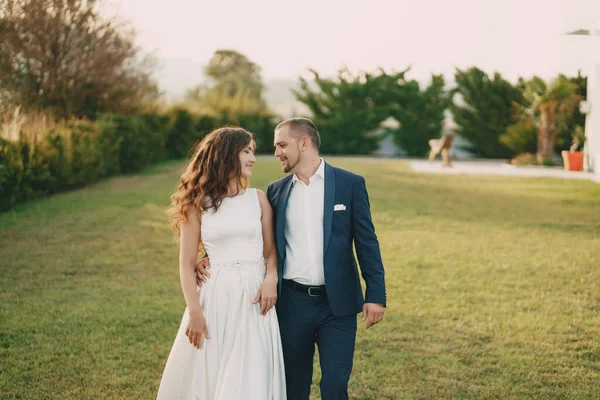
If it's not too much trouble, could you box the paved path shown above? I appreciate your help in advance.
[408,159,599,181]
[259,155,599,182]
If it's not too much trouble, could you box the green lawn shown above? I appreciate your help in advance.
[1,158,600,399]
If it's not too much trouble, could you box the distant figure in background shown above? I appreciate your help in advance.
[428,133,455,167]
[157,127,285,399]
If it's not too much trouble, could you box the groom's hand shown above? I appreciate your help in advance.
[362,303,385,329]
[195,257,211,287]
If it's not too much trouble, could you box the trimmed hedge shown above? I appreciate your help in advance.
[0,109,277,211]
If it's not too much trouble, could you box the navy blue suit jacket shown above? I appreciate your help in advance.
[266,162,386,317]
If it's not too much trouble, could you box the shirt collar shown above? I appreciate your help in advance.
[292,158,325,183]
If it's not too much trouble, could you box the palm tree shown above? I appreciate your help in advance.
[523,75,582,163]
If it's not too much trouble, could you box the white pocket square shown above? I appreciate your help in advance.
[333,204,346,211]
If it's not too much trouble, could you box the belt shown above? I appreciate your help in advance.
[283,279,327,297]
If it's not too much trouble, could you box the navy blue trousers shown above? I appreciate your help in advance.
[277,283,357,400]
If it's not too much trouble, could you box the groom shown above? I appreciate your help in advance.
[267,117,386,400]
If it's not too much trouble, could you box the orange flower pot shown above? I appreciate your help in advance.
[561,150,584,171]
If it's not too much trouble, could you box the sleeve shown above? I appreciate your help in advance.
[351,176,387,306]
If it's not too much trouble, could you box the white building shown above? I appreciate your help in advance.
[584,62,600,179]
[568,28,600,181]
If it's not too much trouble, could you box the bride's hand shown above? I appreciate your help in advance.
[185,308,210,349]
[253,276,277,316]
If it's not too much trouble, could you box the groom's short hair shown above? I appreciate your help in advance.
[275,117,321,149]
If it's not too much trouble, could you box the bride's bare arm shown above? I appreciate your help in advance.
[255,190,278,315]
[179,207,202,312]
[179,207,209,348]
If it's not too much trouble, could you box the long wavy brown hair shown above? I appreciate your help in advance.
[168,126,256,234]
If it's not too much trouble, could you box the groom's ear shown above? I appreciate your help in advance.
[300,136,310,151]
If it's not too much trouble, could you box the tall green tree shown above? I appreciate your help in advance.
[0,0,157,119]
[390,75,451,156]
[555,71,586,152]
[450,67,523,158]
[186,50,269,116]
[294,68,409,154]
[522,75,581,162]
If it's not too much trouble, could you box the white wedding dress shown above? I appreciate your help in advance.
[157,188,286,400]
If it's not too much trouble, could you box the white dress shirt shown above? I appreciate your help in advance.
[283,159,325,286]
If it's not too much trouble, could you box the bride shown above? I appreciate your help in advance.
[157,127,286,399]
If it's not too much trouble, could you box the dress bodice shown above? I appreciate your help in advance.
[200,188,263,263]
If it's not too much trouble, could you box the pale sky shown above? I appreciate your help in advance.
[105,0,600,91]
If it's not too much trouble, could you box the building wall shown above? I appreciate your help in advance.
[585,63,600,176]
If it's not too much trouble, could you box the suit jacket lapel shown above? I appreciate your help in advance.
[323,162,335,254]
[277,176,294,259]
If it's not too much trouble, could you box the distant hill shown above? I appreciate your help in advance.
[153,57,203,102]
[263,78,310,118]
[153,57,308,117]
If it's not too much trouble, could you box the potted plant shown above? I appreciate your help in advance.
[561,125,585,171]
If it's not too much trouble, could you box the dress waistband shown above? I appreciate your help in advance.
[208,257,265,269]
